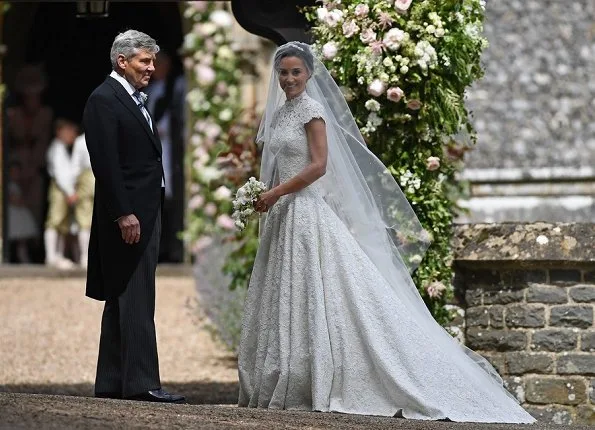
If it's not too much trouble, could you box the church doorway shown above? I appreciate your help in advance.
[2,2,185,264]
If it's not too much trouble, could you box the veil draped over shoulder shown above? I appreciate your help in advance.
[255,42,519,400]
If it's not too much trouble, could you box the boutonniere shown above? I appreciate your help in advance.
[139,91,149,104]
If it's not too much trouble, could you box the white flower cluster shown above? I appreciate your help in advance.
[414,40,438,71]
[231,177,267,230]
[399,170,421,194]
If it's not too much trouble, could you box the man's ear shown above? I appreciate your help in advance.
[116,54,127,71]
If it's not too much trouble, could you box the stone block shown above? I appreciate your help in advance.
[523,405,573,425]
[557,354,595,375]
[483,289,525,305]
[481,352,506,375]
[466,328,527,351]
[570,285,595,303]
[550,306,593,328]
[531,329,577,352]
[577,405,595,426]
[525,377,586,405]
[506,352,554,374]
[489,305,505,328]
[549,269,581,285]
[466,306,489,327]
[580,332,595,352]
[465,289,483,307]
[463,269,501,289]
[505,305,545,328]
[503,376,526,403]
[526,285,568,304]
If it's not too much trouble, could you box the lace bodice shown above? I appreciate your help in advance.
[268,92,325,184]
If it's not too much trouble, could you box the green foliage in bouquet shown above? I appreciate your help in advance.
[303,0,488,325]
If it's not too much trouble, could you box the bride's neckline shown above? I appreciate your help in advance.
[285,91,307,106]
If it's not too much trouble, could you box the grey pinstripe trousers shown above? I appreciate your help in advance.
[94,210,161,397]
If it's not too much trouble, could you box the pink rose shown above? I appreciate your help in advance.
[386,87,404,102]
[395,0,413,13]
[367,79,387,97]
[359,28,377,44]
[407,99,422,110]
[188,194,205,209]
[188,1,208,13]
[342,20,359,38]
[426,156,440,171]
[204,203,217,216]
[195,65,216,85]
[216,214,236,230]
[425,281,446,299]
[354,4,369,17]
[322,42,339,60]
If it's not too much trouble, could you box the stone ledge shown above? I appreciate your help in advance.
[454,223,595,264]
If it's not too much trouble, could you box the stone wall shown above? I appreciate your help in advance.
[453,223,595,425]
[457,0,595,223]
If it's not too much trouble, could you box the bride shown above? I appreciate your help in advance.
[237,41,535,424]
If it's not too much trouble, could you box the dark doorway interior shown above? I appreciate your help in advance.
[2,2,185,264]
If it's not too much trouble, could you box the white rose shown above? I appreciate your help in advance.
[394,0,412,13]
[383,28,406,51]
[316,7,329,21]
[218,108,233,122]
[364,99,381,112]
[322,42,339,60]
[400,65,409,74]
[214,185,232,201]
[210,10,233,27]
[367,79,387,97]
[324,9,344,27]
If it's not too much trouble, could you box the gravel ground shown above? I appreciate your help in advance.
[0,270,589,429]
[0,274,238,400]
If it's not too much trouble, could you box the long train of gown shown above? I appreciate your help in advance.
[237,93,535,424]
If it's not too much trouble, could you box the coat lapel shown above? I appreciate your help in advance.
[105,77,162,155]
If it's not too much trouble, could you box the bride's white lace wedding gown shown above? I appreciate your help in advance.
[237,92,535,423]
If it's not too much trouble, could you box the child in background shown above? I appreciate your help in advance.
[44,118,79,269]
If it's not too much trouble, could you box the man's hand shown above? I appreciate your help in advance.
[67,194,79,206]
[117,214,141,244]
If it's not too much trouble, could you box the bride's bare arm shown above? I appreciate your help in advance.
[255,118,327,212]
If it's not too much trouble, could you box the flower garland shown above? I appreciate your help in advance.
[182,2,251,251]
[183,1,261,352]
[304,0,488,325]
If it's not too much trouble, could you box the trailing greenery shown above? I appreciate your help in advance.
[303,0,488,324]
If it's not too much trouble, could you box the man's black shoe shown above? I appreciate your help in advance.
[125,389,185,403]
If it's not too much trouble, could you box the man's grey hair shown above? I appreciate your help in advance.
[110,30,160,70]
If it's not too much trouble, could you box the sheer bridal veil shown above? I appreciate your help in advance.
[256,41,520,401]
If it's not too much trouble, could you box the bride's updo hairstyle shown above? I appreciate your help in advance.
[273,42,314,76]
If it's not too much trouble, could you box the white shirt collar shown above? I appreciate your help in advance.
[109,70,137,98]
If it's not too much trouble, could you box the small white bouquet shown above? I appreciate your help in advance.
[231,177,267,230]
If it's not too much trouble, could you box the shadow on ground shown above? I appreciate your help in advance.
[0,381,239,404]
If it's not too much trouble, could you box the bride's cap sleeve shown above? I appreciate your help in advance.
[301,98,326,125]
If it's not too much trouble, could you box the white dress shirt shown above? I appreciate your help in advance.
[109,70,164,187]
[47,138,76,196]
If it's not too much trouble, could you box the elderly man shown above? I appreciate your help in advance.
[83,29,184,403]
